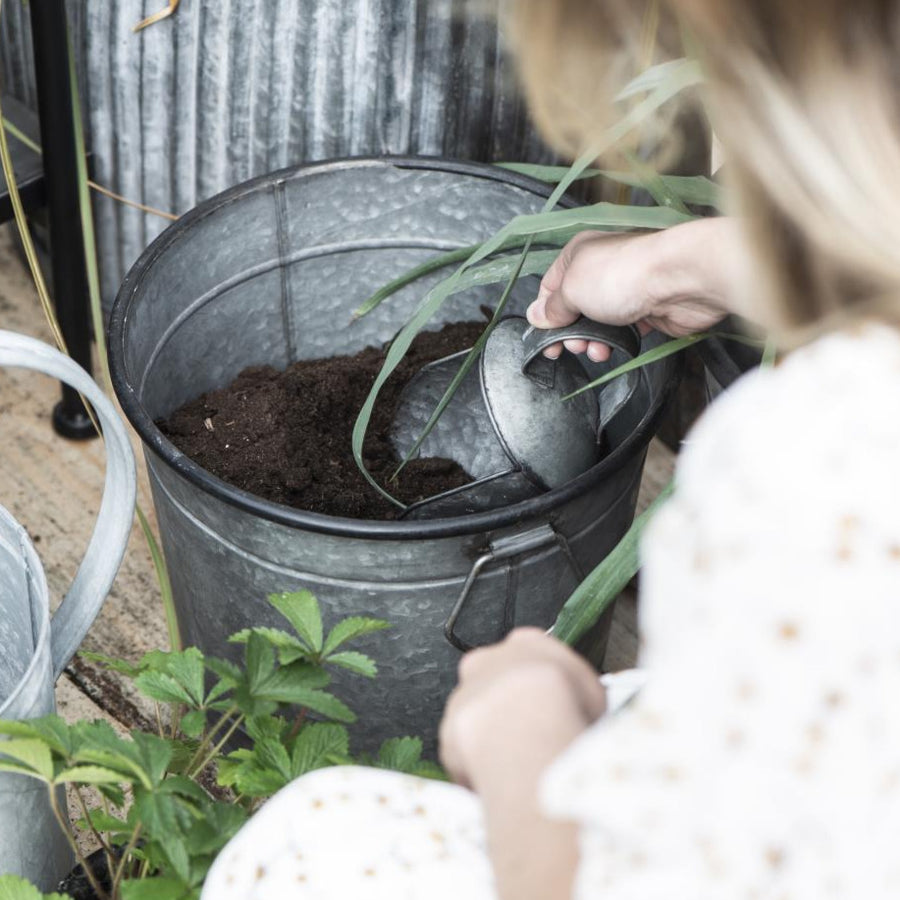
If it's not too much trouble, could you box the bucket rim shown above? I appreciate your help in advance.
[109,155,682,540]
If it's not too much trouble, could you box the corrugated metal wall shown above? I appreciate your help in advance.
[0,0,554,307]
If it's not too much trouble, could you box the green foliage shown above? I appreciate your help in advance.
[0,592,441,900]
[552,482,676,646]
[351,58,706,505]
[0,875,71,900]
[494,164,724,210]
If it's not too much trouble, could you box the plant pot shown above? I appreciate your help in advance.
[697,316,764,399]
[0,332,136,891]
[57,848,118,900]
[108,157,680,751]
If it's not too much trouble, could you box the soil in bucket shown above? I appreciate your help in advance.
[158,321,486,520]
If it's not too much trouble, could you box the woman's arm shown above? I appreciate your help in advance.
[439,629,607,900]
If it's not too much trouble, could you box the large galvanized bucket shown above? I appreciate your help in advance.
[109,158,679,751]
[0,332,136,890]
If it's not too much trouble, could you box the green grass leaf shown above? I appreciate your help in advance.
[0,874,73,900]
[180,802,246,857]
[291,723,350,776]
[324,651,377,678]
[623,151,691,216]
[391,243,534,477]
[0,740,53,781]
[229,627,312,665]
[156,775,209,804]
[134,671,194,706]
[54,765,125,786]
[268,591,323,653]
[156,649,206,707]
[244,633,277,692]
[496,164,724,210]
[322,617,390,655]
[224,764,286,799]
[178,710,207,739]
[121,878,192,900]
[204,657,242,686]
[71,721,150,788]
[285,689,356,724]
[79,652,143,679]
[351,245,478,320]
[552,481,675,645]
[615,57,702,101]
[564,334,711,399]
[130,731,175,788]
[254,738,292,781]
[0,717,74,757]
[251,663,332,705]
[133,790,191,844]
[375,737,425,773]
[75,808,128,834]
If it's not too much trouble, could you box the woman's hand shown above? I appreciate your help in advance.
[438,629,607,900]
[439,628,605,790]
[526,217,748,360]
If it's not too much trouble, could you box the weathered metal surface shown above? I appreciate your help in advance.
[0,0,554,307]
[390,316,641,516]
[109,159,679,752]
[0,332,136,890]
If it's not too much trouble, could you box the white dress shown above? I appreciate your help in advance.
[202,324,900,900]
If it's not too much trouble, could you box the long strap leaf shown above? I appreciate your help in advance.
[552,480,675,645]
[67,34,181,651]
[495,164,723,211]
[390,238,536,480]
[564,331,762,400]
[623,150,691,216]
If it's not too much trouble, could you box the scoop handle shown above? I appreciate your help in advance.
[521,317,641,372]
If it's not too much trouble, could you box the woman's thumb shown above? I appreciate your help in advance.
[526,285,579,329]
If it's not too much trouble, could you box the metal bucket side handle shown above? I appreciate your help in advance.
[0,331,137,679]
[444,523,584,651]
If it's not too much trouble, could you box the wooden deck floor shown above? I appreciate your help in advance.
[0,222,675,836]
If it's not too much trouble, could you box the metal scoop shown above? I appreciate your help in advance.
[391,316,641,519]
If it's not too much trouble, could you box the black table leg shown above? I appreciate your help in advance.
[29,0,96,439]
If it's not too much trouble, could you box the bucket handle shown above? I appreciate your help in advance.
[0,331,137,680]
[444,523,583,652]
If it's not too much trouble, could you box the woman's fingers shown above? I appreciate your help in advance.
[586,341,612,362]
[541,339,614,362]
[563,338,589,354]
[542,342,563,360]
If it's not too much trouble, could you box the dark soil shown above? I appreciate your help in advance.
[158,322,486,520]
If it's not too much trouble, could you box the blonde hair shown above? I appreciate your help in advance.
[506,0,900,338]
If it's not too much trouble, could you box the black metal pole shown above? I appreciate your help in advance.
[29,0,96,439]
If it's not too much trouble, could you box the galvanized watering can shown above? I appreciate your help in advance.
[0,331,136,891]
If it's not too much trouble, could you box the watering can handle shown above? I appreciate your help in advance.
[520,317,641,372]
[0,331,137,680]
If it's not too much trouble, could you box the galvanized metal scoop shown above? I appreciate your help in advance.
[391,316,641,519]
